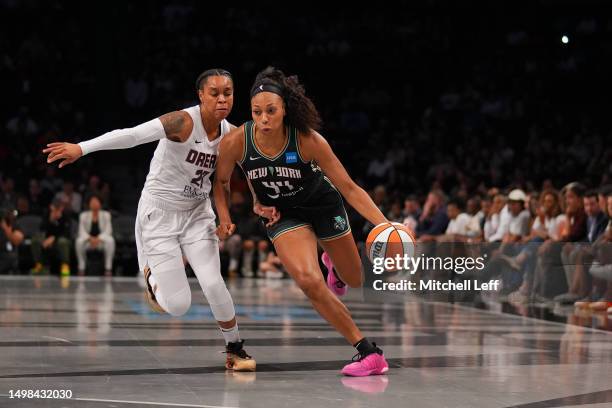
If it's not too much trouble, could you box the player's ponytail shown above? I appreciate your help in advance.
[250,67,322,133]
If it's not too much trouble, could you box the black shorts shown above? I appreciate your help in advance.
[263,181,351,243]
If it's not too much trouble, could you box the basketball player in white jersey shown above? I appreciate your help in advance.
[43,69,255,371]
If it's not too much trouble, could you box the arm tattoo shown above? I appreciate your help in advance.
[159,111,187,142]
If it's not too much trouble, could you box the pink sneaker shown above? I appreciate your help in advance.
[341,346,389,377]
[322,252,347,297]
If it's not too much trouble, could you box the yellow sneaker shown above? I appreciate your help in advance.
[143,266,165,313]
[225,340,256,372]
[60,263,71,276]
[31,262,44,274]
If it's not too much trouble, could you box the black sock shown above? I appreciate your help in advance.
[353,338,376,355]
[226,339,244,352]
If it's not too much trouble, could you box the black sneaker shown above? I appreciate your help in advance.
[225,340,256,372]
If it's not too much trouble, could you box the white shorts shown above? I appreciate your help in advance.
[135,192,217,271]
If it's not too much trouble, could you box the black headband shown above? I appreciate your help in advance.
[251,83,284,99]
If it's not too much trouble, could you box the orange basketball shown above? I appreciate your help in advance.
[366,222,416,270]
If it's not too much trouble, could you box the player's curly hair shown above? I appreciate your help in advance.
[250,67,322,133]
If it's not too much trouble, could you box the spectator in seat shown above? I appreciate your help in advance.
[503,189,533,244]
[76,195,115,276]
[551,182,588,303]
[466,196,484,234]
[597,185,611,218]
[31,199,71,276]
[0,208,24,274]
[584,190,608,243]
[55,181,82,219]
[504,190,563,303]
[479,189,530,294]
[484,194,506,242]
[417,189,449,242]
[438,197,475,241]
[586,191,612,312]
[568,190,609,308]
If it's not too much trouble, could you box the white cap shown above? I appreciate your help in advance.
[508,189,526,202]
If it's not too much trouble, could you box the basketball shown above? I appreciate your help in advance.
[365,222,416,269]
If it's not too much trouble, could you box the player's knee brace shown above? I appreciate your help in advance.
[204,280,235,322]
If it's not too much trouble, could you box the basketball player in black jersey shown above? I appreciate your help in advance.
[213,67,390,376]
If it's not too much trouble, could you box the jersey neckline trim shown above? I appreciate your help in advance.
[250,121,290,161]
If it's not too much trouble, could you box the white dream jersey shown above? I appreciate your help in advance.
[142,105,230,210]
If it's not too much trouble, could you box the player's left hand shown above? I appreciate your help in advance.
[43,142,83,168]
[254,203,280,227]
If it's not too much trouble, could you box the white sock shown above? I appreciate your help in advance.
[220,323,240,344]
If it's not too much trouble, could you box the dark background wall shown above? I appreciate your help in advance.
[1,0,611,210]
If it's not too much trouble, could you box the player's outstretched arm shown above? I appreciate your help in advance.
[300,130,388,226]
[43,111,193,168]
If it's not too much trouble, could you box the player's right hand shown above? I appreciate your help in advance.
[43,142,83,168]
[216,223,236,240]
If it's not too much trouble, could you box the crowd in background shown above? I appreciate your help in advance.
[1,1,611,309]
[382,183,611,312]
